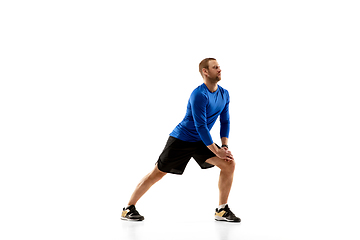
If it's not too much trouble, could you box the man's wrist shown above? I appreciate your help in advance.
[221,144,228,148]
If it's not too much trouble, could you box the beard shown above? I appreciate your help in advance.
[209,75,221,83]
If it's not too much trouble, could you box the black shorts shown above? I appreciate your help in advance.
[157,136,218,175]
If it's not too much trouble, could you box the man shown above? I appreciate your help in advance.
[121,58,240,222]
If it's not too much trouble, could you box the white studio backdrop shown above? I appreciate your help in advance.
[1,0,359,240]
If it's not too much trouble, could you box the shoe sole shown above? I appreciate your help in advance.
[215,216,241,222]
[121,217,144,221]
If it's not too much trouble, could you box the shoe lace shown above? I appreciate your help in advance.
[130,207,140,216]
[225,206,236,217]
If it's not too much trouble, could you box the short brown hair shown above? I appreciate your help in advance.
[199,58,216,77]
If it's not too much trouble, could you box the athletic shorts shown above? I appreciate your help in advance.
[156,136,218,175]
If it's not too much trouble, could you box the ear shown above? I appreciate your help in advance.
[202,68,208,77]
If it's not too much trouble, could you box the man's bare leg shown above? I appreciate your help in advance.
[205,156,240,222]
[205,156,235,205]
[127,164,167,206]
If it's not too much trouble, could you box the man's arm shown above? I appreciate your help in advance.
[190,91,214,146]
[217,90,231,159]
[191,89,233,161]
[220,91,230,144]
[221,137,229,147]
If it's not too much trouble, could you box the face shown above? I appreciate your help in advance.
[205,60,222,82]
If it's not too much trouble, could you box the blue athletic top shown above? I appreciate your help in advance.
[170,83,230,146]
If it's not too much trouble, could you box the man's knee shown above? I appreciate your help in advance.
[207,157,236,173]
[155,171,167,181]
[152,166,167,181]
[223,160,236,173]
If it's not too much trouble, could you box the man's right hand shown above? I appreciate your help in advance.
[207,143,234,162]
[216,147,234,162]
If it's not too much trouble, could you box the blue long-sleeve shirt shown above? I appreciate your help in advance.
[170,83,230,146]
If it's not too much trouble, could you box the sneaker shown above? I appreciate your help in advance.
[121,205,144,221]
[215,205,241,222]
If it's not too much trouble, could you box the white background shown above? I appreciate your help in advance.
[1,0,359,239]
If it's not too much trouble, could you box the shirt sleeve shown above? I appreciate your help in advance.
[190,91,214,146]
[220,91,230,139]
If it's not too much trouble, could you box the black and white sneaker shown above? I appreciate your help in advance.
[215,205,241,222]
[121,205,144,221]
